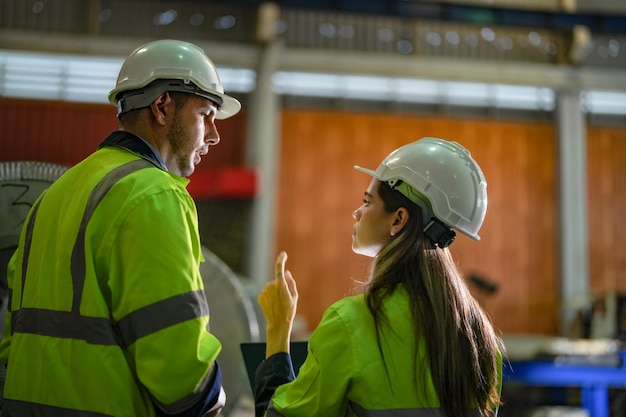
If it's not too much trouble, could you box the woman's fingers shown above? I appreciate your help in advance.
[259,251,299,356]
[274,251,287,283]
[285,270,298,299]
[259,251,298,320]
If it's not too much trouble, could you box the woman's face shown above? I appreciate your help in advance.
[351,179,397,257]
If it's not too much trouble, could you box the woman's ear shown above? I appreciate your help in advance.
[390,207,409,237]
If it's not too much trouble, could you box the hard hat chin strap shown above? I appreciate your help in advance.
[423,218,456,249]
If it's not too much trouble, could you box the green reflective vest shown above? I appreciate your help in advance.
[268,288,502,417]
[0,147,221,416]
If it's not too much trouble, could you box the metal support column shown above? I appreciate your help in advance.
[245,39,284,289]
[556,90,589,335]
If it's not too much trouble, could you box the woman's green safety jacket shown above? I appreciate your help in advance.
[0,143,221,416]
[260,288,502,417]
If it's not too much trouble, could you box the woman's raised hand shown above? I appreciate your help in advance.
[258,251,299,357]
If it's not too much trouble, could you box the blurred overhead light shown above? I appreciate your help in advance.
[582,91,626,115]
[0,49,624,115]
[0,50,254,103]
[274,71,556,111]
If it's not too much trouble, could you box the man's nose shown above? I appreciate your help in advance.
[206,124,220,145]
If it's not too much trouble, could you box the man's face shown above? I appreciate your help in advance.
[166,95,220,177]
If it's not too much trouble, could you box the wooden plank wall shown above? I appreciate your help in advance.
[588,126,626,295]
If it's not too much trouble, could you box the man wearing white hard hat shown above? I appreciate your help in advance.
[0,39,240,417]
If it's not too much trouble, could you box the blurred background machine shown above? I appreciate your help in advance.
[200,247,261,415]
[502,335,626,417]
[0,160,71,331]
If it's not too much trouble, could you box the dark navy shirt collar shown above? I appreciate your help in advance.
[98,131,168,171]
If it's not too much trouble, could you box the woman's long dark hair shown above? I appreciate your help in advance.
[364,180,501,417]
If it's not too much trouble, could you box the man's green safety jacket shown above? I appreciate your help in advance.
[0,137,222,416]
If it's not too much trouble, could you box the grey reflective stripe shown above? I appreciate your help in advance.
[11,308,120,345]
[18,194,43,309]
[267,401,495,417]
[70,159,154,313]
[349,404,445,417]
[117,290,209,346]
[349,401,492,417]
[12,159,153,345]
[3,399,113,416]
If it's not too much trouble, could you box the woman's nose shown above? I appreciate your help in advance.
[352,209,360,220]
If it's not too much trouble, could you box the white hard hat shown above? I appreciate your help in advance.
[108,39,241,119]
[355,137,487,241]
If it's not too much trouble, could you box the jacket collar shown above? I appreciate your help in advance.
[98,131,168,171]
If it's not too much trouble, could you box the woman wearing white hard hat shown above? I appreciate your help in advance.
[255,137,503,417]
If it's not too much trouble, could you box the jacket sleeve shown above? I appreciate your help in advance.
[153,362,225,417]
[262,306,354,417]
[102,187,222,415]
[254,353,295,417]
[0,250,17,366]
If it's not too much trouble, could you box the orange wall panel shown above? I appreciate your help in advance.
[588,126,626,294]
[277,109,558,335]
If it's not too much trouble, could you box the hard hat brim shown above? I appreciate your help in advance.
[353,165,378,178]
[216,94,241,120]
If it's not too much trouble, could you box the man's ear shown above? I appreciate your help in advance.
[390,207,409,237]
[150,92,173,126]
